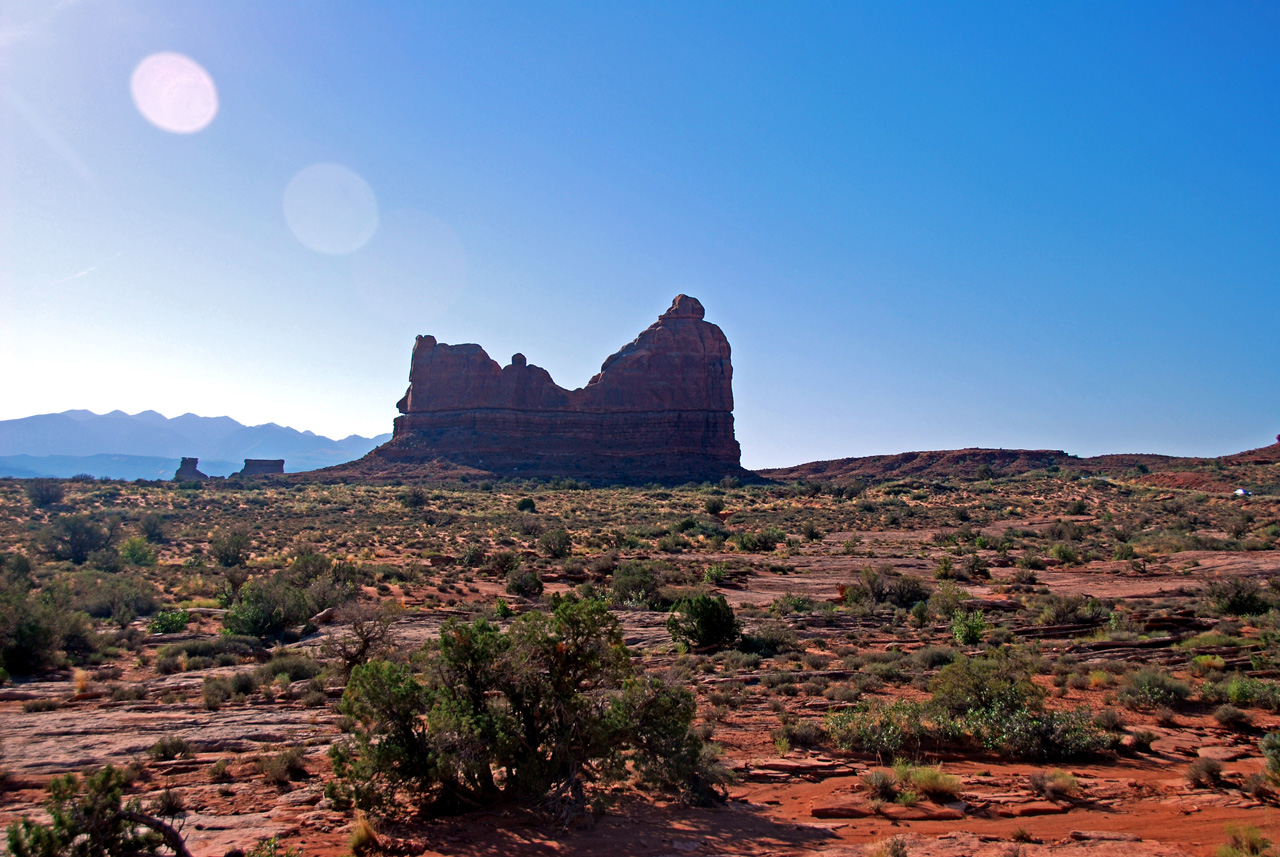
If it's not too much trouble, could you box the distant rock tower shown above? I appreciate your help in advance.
[174,457,207,481]
[366,294,747,483]
[237,459,284,477]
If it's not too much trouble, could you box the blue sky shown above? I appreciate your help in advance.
[1,1,1277,468]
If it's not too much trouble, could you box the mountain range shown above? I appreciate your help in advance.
[0,410,389,479]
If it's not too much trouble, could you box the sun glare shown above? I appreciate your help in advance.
[283,163,380,255]
[130,52,219,134]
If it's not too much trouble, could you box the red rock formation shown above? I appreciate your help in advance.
[372,295,745,482]
[237,459,284,477]
[174,457,207,481]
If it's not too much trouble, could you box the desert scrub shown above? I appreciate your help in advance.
[1118,668,1191,709]
[667,593,740,650]
[1202,675,1280,711]
[330,598,729,816]
[504,566,544,598]
[1186,757,1223,788]
[147,609,190,634]
[156,635,259,670]
[1216,824,1274,857]
[258,747,308,786]
[826,701,953,759]
[896,764,962,801]
[771,717,824,750]
[861,769,898,800]
[148,735,193,761]
[255,653,322,685]
[950,610,987,645]
[22,699,61,713]
[5,765,194,856]
[1028,768,1078,799]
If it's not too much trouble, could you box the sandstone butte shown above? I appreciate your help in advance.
[357,294,752,484]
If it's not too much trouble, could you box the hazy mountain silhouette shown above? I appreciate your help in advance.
[0,410,390,479]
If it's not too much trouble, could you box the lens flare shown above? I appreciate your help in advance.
[283,163,379,255]
[130,52,218,134]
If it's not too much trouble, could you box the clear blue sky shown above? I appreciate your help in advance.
[2,1,1277,468]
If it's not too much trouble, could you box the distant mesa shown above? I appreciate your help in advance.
[346,295,749,483]
[174,457,207,481]
[237,459,284,477]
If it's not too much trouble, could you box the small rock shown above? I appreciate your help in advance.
[996,801,1069,817]
[1197,746,1249,762]
[1069,831,1141,842]
[810,802,875,819]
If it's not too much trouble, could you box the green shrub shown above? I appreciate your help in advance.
[951,610,987,645]
[1029,768,1078,799]
[906,765,962,801]
[738,621,798,657]
[1187,757,1223,788]
[223,576,312,639]
[538,528,572,559]
[928,581,966,618]
[1118,668,1191,709]
[203,676,232,710]
[732,528,784,552]
[1048,543,1079,565]
[257,747,307,786]
[489,551,521,575]
[930,652,1043,718]
[255,653,322,684]
[1201,675,1280,710]
[1036,594,1106,625]
[1217,824,1273,857]
[1129,729,1157,753]
[25,479,65,508]
[22,699,60,713]
[704,497,725,515]
[826,701,953,759]
[515,497,536,512]
[964,707,1110,760]
[0,581,98,675]
[611,561,659,608]
[330,598,726,816]
[38,515,112,565]
[157,636,258,664]
[148,736,192,761]
[147,610,190,635]
[1207,578,1270,616]
[1214,704,1251,730]
[120,536,158,567]
[912,646,958,670]
[5,765,191,856]
[69,571,158,623]
[667,594,740,651]
[861,769,898,800]
[1261,732,1280,782]
[504,567,543,598]
[139,513,167,544]
[209,530,250,568]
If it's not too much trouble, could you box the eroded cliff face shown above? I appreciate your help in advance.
[374,295,744,482]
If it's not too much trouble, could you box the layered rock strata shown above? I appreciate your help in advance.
[237,459,285,477]
[371,295,745,483]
